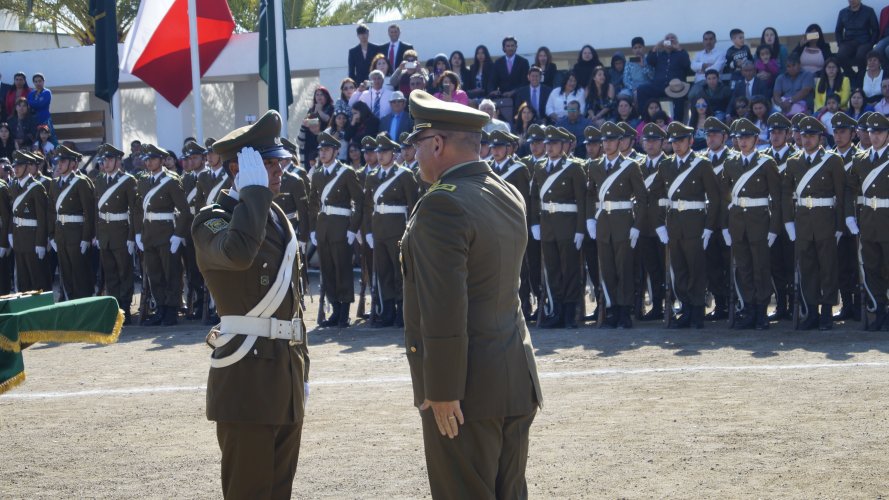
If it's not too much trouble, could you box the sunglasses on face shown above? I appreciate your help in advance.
[695,103,708,109]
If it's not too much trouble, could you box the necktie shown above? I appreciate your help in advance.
[390,113,400,139]
[647,160,653,170]
[743,158,749,167]
[106,175,112,184]
[507,57,513,74]
[747,80,753,97]
[547,161,552,173]
[872,152,877,163]
[58,179,65,189]
[807,156,813,166]
[388,43,395,67]
[373,92,381,116]
[606,161,613,171]
[531,87,538,111]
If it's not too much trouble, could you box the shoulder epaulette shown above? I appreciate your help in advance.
[428,181,457,193]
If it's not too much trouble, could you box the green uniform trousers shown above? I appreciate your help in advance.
[217,421,302,499]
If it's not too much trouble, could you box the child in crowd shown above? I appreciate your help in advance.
[754,45,779,90]
[33,124,54,156]
[724,29,753,79]
[819,94,840,146]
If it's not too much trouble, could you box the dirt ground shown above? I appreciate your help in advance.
[3,284,889,498]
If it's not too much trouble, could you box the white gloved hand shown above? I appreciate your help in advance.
[835,231,843,244]
[80,241,89,254]
[586,219,597,239]
[366,233,374,249]
[702,228,713,249]
[234,146,268,190]
[574,233,584,250]
[135,233,144,252]
[785,222,796,242]
[347,231,356,245]
[35,246,46,259]
[0,247,8,258]
[126,240,135,255]
[768,232,777,248]
[356,231,363,245]
[722,228,732,246]
[655,225,669,245]
[299,241,307,254]
[49,238,57,252]
[7,234,11,248]
[170,235,185,253]
[92,237,99,247]
[310,231,317,246]
[845,216,860,235]
[629,227,640,249]
[531,224,541,241]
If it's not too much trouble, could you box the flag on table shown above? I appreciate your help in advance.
[120,0,235,107]
[259,0,293,111]
[89,0,118,104]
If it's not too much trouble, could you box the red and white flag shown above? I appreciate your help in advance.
[121,0,235,107]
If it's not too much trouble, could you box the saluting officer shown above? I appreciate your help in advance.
[764,113,798,320]
[831,112,862,321]
[362,133,417,327]
[845,112,889,330]
[720,118,782,330]
[0,157,12,295]
[782,116,846,330]
[618,122,641,161]
[9,150,49,292]
[48,145,96,300]
[702,117,734,320]
[94,144,139,324]
[193,110,308,499]
[586,122,648,329]
[135,144,189,326]
[530,126,586,328]
[309,132,364,327]
[636,123,670,321]
[651,122,721,328]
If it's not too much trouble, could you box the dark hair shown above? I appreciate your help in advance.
[471,45,492,71]
[502,36,517,49]
[867,50,881,61]
[351,101,373,123]
[704,68,720,78]
[651,110,670,124]
[435,70,460,89]
[576,44,601,66]
[631,36,645,47]
[13,72,25,80]
[802,24,830,53]
[514,101,537,124]
[614,95,637,120]
[849,88,867,113]
[760,27,782,58]
[560,70,581,94]
[786,53,801,66]
[535,46,552,67]
[641,98,663,122]
[703,31,716,39]
[339,77,357,100]
[816,57,845,94]
[586,66,610,101]
[449,51,467,71]
[729,28,744,38]
[356,23,369,35]
[750,96,770,120]
[755,44,772,59]
[528,66,542,75]
[131,140,141,146]
[824,93,841,104]
[32,73,44,82]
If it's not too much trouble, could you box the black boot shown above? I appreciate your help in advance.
[373,300,393,328]
[670,304,691,329]
[769,292,787,321]
[641,292,664,321]
[691,305,705,329]
[122,309,132,326]
[869,304,887,332]
[633,294,645,322]
[338,302,351,327]
[599,307,618,328]
[394,300,404,328]
[834,292,854,321]
[754,303,769,330]
[162,304,178,326]
[540,302,563,329]
[798,306,819,330]
[819,304,833,331]
[583,304,599,322]
[187,289,204,320]
[143,305,164,326]
[734,304,755,329]
[204,307,220,326]
[705,296,728,321]
[617,305,633,329]
[321,301,341,327]
[563,302,578,329]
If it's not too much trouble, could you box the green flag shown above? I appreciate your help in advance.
[90,0,119,104]
[258,0,293,111]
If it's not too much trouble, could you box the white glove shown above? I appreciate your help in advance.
[6,234,11,248]
[35,246,46,259]
[702,228,713,249]
[836,231,843,244]
[767,232,777,248]
[49,238,57,252]
[785,222,796,242]
[135,233,144,252]
[586,219,597,239]
[574,233,584,250]
[531,224,541,241]
[0,247,8,258]
[656,225,669,245]
[347,231,356,245]
[366,233,374,249]
[310,231,317,246]
[80,241,89,254]
[299,241,307,254]
[126,240,135,255]
[234,146,268,190]
[356,231,363,245]
[170,235,185,253]
[629,227,640,249]
[92,238,99,247]
[722,228,732,246]
[845,216,860,235]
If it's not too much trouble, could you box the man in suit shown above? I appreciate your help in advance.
[194,110,308,499]
[728,61,769,119]
[382,23,413,69]
[402,90,541,500]
[512,66,552,119]
[348,23,382,84]
[378,91,413,141]
[491,36,531,98]
[351,70,393,119]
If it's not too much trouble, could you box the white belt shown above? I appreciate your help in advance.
[542,202,578,214]
[285,211,298,219]
[57,214,85,224]
[596,200,634,213]
[321,205,352,217]
[731,197,769,208]
[658,198,670,207]
[669,200,707,211]
[218,315,305,344]
[374,204,408,215]
[145,211,176,222]
[858,196,889,209]
[796,197,835,208]
[13,217,37,227]
[189,207,196,215]
[99,211,129,222]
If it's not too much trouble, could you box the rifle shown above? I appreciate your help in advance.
[664,245,674,327]
[792,259,805,330]
[317,267,326,325]
[371,271,382,324]
[728,249,739,328]
[299,247,310,309]
[138,251,155,324]
[536,241,554,327]
[858,234,877,329]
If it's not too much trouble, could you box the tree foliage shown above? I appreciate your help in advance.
[0,0,140,45]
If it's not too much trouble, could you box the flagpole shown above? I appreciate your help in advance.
[274,0,288,137]
[112,90,122,148]
[187,0,203,143]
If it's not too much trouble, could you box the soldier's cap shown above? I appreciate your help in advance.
[0,157,9,165]
[489,130,512,146]
[543,126,569,143]
[600,121,623,140]
[183,140,207,157]
[211,110,291,162]
[30,150,45,162]
[480,130,490,144]
[318,132,343,150]
[12,150,34,165]
[375,134,399,151]
[767,112,792,131]
[703,116,730,134]
[858,111,874,129]
[618,122,637,139]
[398,131,412,147]
[830,111,857,130]
[790,113,806,130]
[558,127,576,143]
[405,90,489,144]
[583,125,603,143]
[732,117,760,137]
[526,124,546,142]
[389,90,406,102]
[798,116,826,135]
[867,112,889,131]
[641,122,666,140]
[508,132,521,145]
[666,122,694,142]
[204,137,217,149]
[99,143,124,158]
[55,144,82,161]
[360,135,377,152]
[281,137,298,154]
[141,143,166,159]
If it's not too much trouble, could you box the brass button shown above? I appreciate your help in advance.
[410,346,417,353]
